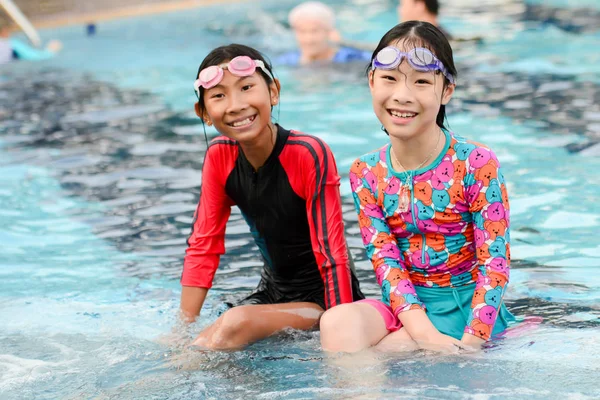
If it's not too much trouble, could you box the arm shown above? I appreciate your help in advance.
[180,287,208,322]
[350,158,425,315]
[180,145,233,319]
[464,148,511,342]
[304,140,353,309]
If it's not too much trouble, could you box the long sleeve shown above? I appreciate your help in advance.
[350,158,425,317]
[303,139,354,309]
[181,145,234,288]
[464,148,511,340]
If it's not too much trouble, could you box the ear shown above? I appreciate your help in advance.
[441,83,455,105]
[328,29,342,44]
[270,78,281,105]
[194,103,212,126]
[368,69,375,91]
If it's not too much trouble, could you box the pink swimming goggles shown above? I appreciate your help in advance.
[194,56,273,96]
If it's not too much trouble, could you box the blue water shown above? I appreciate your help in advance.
[1,0,599,399]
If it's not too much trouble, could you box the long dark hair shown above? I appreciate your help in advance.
[195,43,275,116]
[368,21,457,129]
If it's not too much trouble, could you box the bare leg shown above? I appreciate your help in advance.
[373,327,418,353]
[319,303,390,353]
[192,302,323,351]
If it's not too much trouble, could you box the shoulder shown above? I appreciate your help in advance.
[352,145,387,166]
[208,135,237,149]
[205,135,238,159]
[349,145,389,180]
[447,131,501,169]
[286,129,333,158]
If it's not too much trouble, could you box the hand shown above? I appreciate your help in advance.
[414,330,467,354]
[461,333,486,350]
[45,40,63,53]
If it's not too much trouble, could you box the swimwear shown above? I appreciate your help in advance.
[276,46,371,66]
[350,129,512,340]
[182,124,364,309]
[9,38,54,61]
[359,284,514,339]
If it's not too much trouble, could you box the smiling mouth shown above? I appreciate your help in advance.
[388,109,418,119]
[227,115,256,128]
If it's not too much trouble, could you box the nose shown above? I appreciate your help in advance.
[391,76,415,104]
[225,91,248,114]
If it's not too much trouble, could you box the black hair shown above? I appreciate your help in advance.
[194,43,275,117]
[368,20,456,129]
[418,0,440,16]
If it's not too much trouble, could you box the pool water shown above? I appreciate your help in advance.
[1,0,599,398]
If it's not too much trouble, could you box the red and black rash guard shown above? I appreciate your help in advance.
[181,125,363,309]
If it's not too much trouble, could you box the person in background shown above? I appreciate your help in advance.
[0,22,62,64]
[398,0,452,40]
[277,1,371,66]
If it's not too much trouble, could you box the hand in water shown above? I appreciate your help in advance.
[46,40,63,53]
[461,333,486,349]
[415,331,476,354]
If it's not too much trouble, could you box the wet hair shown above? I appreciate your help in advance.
[417,0,440,16]
[194,43,275,116]
[368,20,456,129]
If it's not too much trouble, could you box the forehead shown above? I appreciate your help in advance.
[387,37,435,56]
[204,70,261,91]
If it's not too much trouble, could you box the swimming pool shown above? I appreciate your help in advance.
[1,0,599,398]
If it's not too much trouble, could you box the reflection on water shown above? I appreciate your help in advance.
[1,0,599,399]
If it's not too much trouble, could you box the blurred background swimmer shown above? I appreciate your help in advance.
[397,0,452,39]
[277,1,371,66]
[0,21,62,64]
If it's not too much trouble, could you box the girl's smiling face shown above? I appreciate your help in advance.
[201,66,279,145]
[369,42,454,142]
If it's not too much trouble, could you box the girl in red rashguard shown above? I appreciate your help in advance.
[180,43,363,350]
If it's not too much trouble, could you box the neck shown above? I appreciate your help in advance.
[239,123,278,171]
[301,47,337,65]
[390,126,444,171]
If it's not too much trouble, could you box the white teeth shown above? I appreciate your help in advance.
[232,116,254,127]
[390,110,416,118]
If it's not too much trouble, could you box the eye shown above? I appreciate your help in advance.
[210,93,224,99]
[381,75,396,82]
[415,79,431,85]
[242,84,253,91]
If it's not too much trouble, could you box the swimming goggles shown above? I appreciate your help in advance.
[371,46,455,84]
[194,56,273,96]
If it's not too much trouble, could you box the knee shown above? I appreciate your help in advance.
[320,304,367,351]
[320,304,357,334]
[210,307,252,350]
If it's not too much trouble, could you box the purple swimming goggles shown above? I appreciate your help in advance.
[371,46,455,84]
[194,56,273,97]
